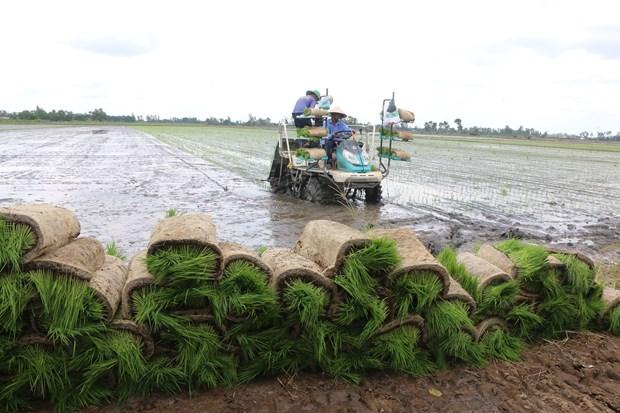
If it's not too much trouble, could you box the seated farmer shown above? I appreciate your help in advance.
[324,106,352,166]
[291,89,321,128]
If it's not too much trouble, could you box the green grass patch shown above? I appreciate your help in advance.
[104,241,126,261]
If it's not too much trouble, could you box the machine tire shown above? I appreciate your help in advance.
[364,184,382,203]
[302,176,334,203]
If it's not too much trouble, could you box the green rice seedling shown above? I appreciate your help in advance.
[436,330,485,367]
[607,306,620,335]
[0,344,70,412]
[480,329,524,362]
[366,325,436,376]
[320,348,382,384]
[334,297,388,343]
[391,271,443,317]
[354,238,401,277]
[0,273,35,337]
[145,245,218,287]
[132,287,197,337]
[0,218,36,273]
[65,330,148,409]
[437,247,479,299]
[553,254,595,295]
[281,280,329,330]
[294,148,311,160]
[424,300,483,366]
[210,261,278,327]
[506,304,543,338]
[104,241,126,261]
[174,326,237,389]
[477,280,519,317]
[572,287,604,330]
[237,327,308,383]
[255,245,267,257]
[425,300,473,338]
[165,208,178,218]
[537,293,578,336]
[495,240,549,290]
[29,271,106,345]
[140,358,186,395]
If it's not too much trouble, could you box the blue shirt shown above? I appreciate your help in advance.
[292,95,317,114]
[326,118,351,140]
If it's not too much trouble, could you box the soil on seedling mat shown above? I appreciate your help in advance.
[33,332,615,413]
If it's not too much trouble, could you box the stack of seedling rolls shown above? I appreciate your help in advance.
[0,204,152,412]
[1,203,620,412]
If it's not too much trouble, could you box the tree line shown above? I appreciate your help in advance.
[415,118,620,141]
[1,107,618,140]
[0,107,276,126]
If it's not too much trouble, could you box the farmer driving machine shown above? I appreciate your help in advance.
[268,92,413,203]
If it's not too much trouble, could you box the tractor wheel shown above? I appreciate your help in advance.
[302,176,334,203]
[364,185,382,203]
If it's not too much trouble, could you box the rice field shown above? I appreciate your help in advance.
[136,124,620,232]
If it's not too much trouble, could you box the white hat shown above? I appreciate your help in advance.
[329,105,347,117]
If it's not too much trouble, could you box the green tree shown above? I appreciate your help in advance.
[454,118,462,132]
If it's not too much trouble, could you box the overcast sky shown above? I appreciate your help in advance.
[1,0,619,133]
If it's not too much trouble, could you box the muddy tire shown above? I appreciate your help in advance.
[364,185,382,203]
[302,176,334,203]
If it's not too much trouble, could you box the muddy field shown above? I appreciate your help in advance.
[1,125,619,266]
[35,332,617,413]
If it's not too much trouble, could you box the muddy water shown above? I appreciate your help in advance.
[1,126,618,260]
[0,126,425,255]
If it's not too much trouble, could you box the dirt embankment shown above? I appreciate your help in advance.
[69,332,620,413]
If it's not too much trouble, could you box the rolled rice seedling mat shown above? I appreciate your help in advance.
[456,252,519,317]
[25,237,105,282]
[392,149,411,161]
[24,269,110,345]
[423,299,484,367]
[111,319,155,359]
[368,228,449,317]
[496,240,603,333]
[304,108,329,117]
[443,276,476,315]
[263,247,338,319]
[330,238,400,342]
[396,130,413,141]
[0,203,80,266]
[437,247,539,338]
[398,108,415,122]
[476,243,518,278]
[293,220,372,278]
[364,315,436,378]
[147,213,223,278]
[600,287,620,335]
[474,318,524,362]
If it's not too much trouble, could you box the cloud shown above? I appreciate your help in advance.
[500,25,620,60]
[71,35,158,57]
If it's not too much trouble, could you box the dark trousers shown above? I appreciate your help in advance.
[292,113,312,128]
[325,138,336,163]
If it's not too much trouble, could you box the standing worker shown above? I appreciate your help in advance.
[291,89,321,128]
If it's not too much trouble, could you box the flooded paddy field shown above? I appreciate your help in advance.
[1,125,619,266]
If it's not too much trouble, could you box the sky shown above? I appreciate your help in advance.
[1,0,619,134]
